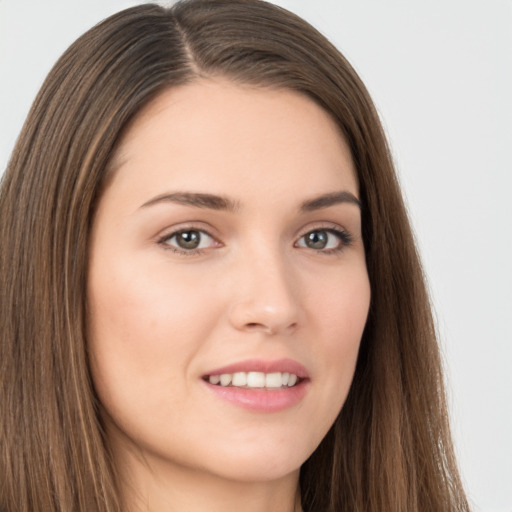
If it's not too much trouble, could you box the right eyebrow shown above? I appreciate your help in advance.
[139,192,240,212]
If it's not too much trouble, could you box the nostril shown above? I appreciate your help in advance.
[246,322,269,333]
[243,321,275,334]
[243,321,297,335]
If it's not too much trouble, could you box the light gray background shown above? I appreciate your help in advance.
[1,1,511,511]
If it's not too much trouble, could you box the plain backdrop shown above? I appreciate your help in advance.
[1,1,511,511]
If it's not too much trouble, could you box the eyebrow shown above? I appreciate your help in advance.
[140,192,240,212]
[139,190,361,212]
[299,191,361,212]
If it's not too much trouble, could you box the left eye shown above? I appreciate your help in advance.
[162,229,216,251]
[296,229,345,251]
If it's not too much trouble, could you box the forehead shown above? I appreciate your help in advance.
[105,78,358,206]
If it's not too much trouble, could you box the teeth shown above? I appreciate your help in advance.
[265,372,282,388]
[219,374,232,386]
[247,372,265,388]
[209,374,220,385]
[232,372,247,386]
[208,371,300,389]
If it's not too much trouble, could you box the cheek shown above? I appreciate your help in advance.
[86,259,219,408]
[304,266,370,420]
[88,255,215,344]
[307,260,370,348]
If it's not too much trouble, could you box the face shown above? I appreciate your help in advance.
[87,79,370,485]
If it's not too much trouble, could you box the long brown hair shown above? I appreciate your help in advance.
[0,1,469,511]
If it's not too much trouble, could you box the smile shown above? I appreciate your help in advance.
[206,371,299,389]
[202,359,309,412]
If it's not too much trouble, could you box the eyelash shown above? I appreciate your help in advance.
[157,224,353,256]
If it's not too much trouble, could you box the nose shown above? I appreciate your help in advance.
[228,250,301,336]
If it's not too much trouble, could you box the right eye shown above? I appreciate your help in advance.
[160,229,218,254]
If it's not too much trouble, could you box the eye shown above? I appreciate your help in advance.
[296,228,351,252]
[160,229,217,253]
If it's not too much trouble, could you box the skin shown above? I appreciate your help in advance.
[87,79,371,512]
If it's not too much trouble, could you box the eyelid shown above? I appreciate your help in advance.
[155,220,219,240]
[295,221,351,238]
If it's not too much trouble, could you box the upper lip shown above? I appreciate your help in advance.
[204,358,309,378]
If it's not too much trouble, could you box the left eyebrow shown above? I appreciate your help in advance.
[299,191,361,212]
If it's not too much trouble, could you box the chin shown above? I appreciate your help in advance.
[195,438,313,483]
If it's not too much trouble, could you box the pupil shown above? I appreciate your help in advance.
[306,231,327,249]
[177,231,200,249]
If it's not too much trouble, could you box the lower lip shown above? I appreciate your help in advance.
[203,380,309,412]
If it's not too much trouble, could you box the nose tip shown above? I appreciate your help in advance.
[230,303,299,336]
[228,262,301,336]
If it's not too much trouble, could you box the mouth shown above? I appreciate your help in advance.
[201,359,309,412]
[203,371,301,389]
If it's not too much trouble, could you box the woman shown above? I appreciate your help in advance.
[0,1,470,511]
